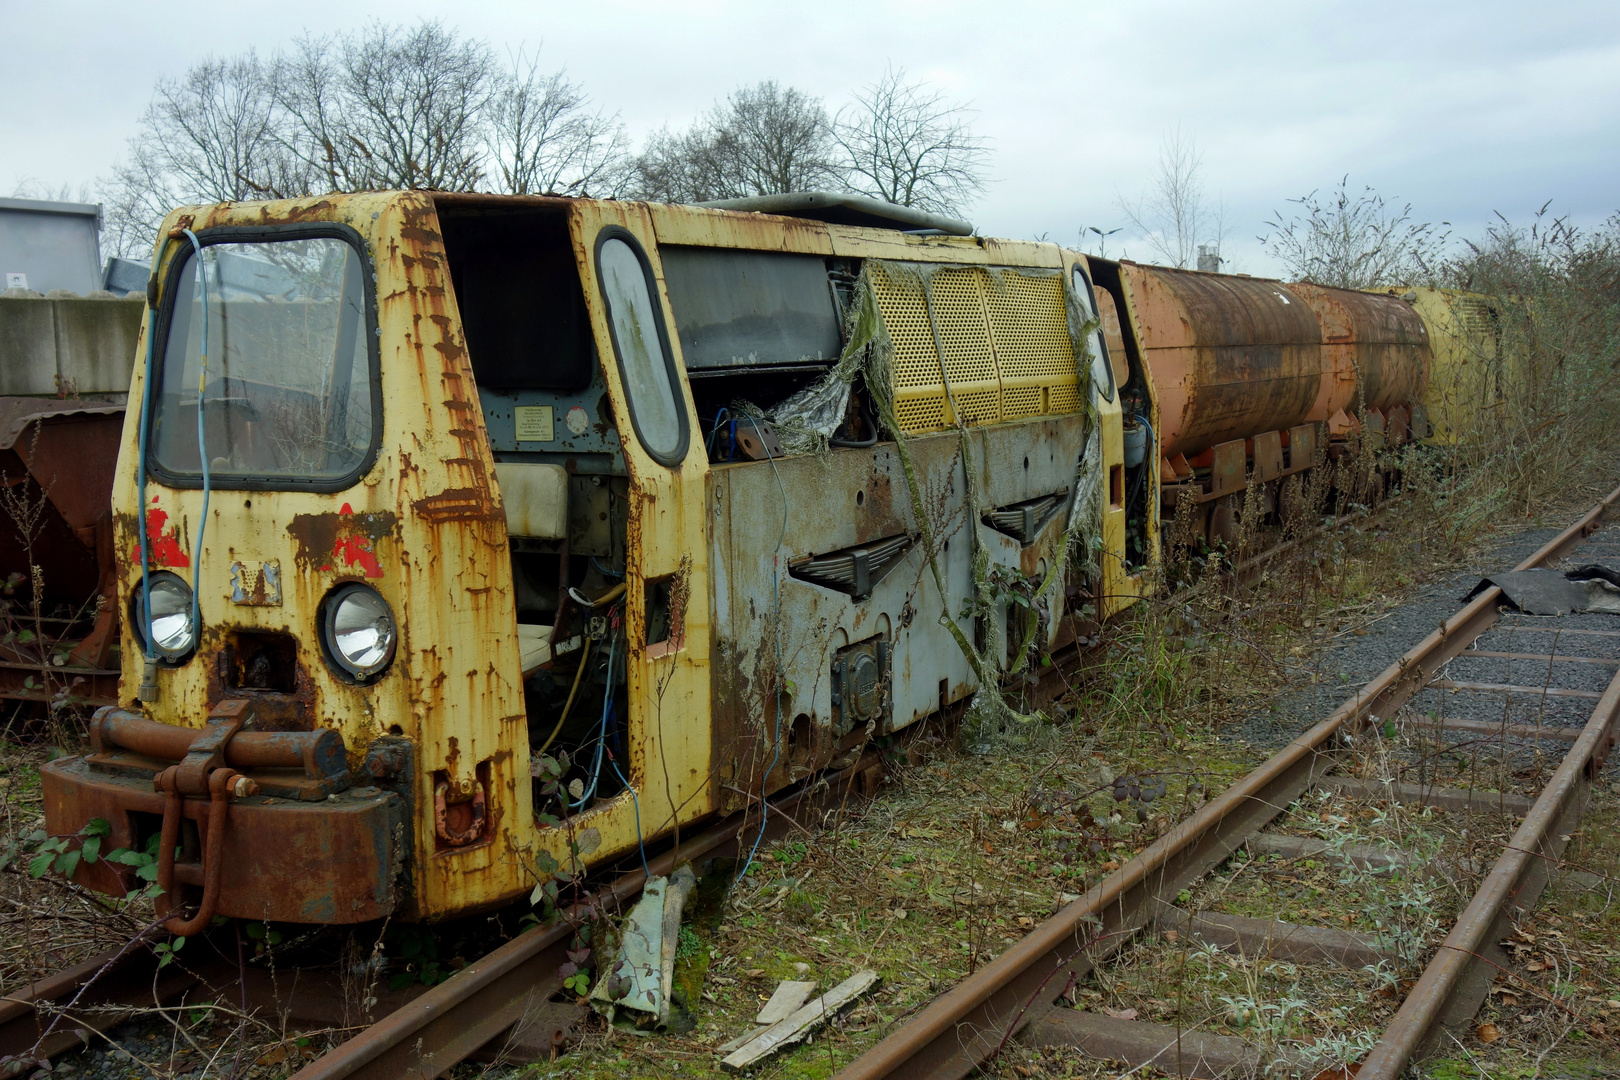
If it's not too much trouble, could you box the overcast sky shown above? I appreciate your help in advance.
[4,0,1617,274]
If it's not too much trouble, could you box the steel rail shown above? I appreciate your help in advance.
[1357,637,1620,1075]
[288,749,882,1080]
[832,484,1620,1080]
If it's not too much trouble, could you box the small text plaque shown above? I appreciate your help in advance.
[514,405,554,442]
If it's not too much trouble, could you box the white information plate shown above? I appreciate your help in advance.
[514,405,555,443]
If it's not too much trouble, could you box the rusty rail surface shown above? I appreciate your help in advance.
[832,484,1620,1080]
[1,752,881,1080]
[287,748,884,1080]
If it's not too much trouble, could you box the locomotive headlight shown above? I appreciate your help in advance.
[134,572,197,661]
[322,584,397,681]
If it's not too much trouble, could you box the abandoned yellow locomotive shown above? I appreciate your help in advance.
[41,189,1452,927]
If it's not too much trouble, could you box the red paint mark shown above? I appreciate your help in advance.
[130,504,190,568]
[332,502,384,578]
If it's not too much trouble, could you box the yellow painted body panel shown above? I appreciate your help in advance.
[1399,287,1511,445]
[118,193,532,920]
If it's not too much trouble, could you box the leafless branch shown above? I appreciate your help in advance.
[833,67,990,215]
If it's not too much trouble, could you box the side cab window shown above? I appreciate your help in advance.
[595,228,690,467]
[1071,264,1115,404]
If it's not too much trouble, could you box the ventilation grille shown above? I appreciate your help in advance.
[868,262,1080,436]
[789,533,914,600]
[983,489,1068,544]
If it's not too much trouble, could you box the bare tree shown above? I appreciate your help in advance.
[10,180,94,202]
[1261,177,1449,289]
[99,51,307,259]
[633,81,841,202]
[834,67,990,214]
[276,22,497,192]
[98,23,634,259]
[488,50,631,196]
[1118,128,1225,269]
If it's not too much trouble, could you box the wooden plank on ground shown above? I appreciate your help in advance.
[720,970,879,1072]
[757,981,816,1025]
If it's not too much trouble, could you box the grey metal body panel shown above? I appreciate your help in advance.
[708,415,1082,743]
[0,294,142,396]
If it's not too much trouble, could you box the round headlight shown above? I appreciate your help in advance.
[135,572,196,661]
[323,584,396,680]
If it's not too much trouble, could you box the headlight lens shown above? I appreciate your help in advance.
[136,573,196,660]
[323,584,396,680]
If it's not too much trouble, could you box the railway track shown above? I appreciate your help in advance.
[833,483,1620,1080]
[4,488,1613,1079]
[0,745,889,1079]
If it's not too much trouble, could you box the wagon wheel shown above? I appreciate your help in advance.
[1208,501,1237,548]
[1277,474,1305,532]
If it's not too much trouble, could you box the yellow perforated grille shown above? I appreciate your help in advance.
[868,261,1080,435]
[870,264,947,433]
[984,272,1077,421]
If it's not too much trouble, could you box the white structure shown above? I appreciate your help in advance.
[0,197,105,295]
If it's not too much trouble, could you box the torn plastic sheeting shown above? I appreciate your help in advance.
[589,864,698,1033]
[1465,565,1620,616]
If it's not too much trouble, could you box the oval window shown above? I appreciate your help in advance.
[1071,265,1115,404]
[596,232,688,465]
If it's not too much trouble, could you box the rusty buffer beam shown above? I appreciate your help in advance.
[831,484,1620,1080]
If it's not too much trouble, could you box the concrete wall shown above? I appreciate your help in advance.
[0,294,142,396]
[0,199,103,295]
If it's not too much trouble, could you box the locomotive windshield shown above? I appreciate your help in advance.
[147,233,378,488]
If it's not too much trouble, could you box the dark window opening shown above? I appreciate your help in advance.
[1086,259,1155,570]
[660,247,842,371]
[440,210,592,391]
[661,246,868,462]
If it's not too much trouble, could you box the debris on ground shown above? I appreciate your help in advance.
[590,864,698,1033]
[718,969,880,1072]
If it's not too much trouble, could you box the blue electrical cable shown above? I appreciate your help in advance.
[567,628,617,810]
[134,247,166,670]
[736,416,789,882]
[589,556,625,581]
[555,614,648,877]
[181,230,213,646]
[605,745,651,880]
[706,408,731,459]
